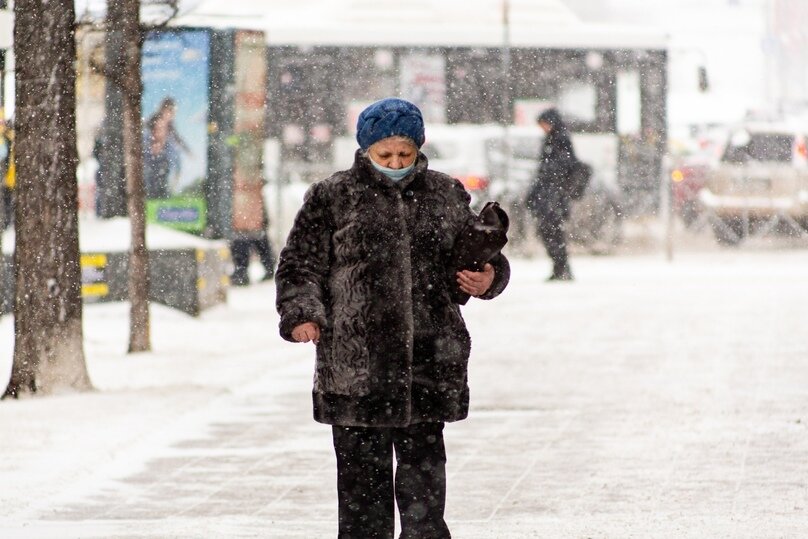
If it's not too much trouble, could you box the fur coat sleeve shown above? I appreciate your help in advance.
[275,182,332,342]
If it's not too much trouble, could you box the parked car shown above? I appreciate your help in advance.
[419,124,504,210]
[668,126,726,227]
[670,161,709,226]
[699,124,808,245]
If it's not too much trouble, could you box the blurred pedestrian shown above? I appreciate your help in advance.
[229,210,276,286]
[275,97,510,539]
[526,108,576,281]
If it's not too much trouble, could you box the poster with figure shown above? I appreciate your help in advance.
[142,29,211,231]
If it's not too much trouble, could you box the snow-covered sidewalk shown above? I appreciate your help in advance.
[2,249,808,538]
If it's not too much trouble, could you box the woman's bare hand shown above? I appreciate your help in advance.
[456,263,495,297]
[292,322,320,344]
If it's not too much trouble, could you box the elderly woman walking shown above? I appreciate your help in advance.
[275,97,510,539]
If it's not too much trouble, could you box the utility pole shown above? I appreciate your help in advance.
[500,0,511,192]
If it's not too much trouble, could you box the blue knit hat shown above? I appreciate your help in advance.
[356,98,425,150]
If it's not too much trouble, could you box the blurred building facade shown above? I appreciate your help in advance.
[566,0,807,126]
[766,0,808,117]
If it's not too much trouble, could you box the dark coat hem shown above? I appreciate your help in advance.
[313,390,469,427]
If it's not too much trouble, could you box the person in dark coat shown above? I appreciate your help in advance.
[229,208,276,286]
[527,108,576,281]
[275,97,510,539]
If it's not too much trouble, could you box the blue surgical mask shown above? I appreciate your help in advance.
[370,159,415,181]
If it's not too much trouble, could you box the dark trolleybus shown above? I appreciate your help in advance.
[177,0,668,217]
[254,1,667,216]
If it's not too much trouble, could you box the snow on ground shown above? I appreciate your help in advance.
[0,276,305,517]
[2,240,808,537]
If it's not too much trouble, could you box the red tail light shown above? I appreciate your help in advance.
[796,138,808,159]
[459,175,489,191]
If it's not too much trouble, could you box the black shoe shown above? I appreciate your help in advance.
[546,271,574,282]
[261,272,274,282]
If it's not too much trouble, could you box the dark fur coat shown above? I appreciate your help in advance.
[276,150,510,427]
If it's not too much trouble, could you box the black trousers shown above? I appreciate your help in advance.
[332,422,451,539]
[230,234,275,281]
[533,187,571,276]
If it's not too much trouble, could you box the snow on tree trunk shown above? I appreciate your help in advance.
[4,0,92,397]
[108,0,151,353]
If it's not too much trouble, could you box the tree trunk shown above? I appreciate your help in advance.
[108,0,151,353]
[3,0,92,398]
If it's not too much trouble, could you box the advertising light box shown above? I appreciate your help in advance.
[141,28,212,232]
